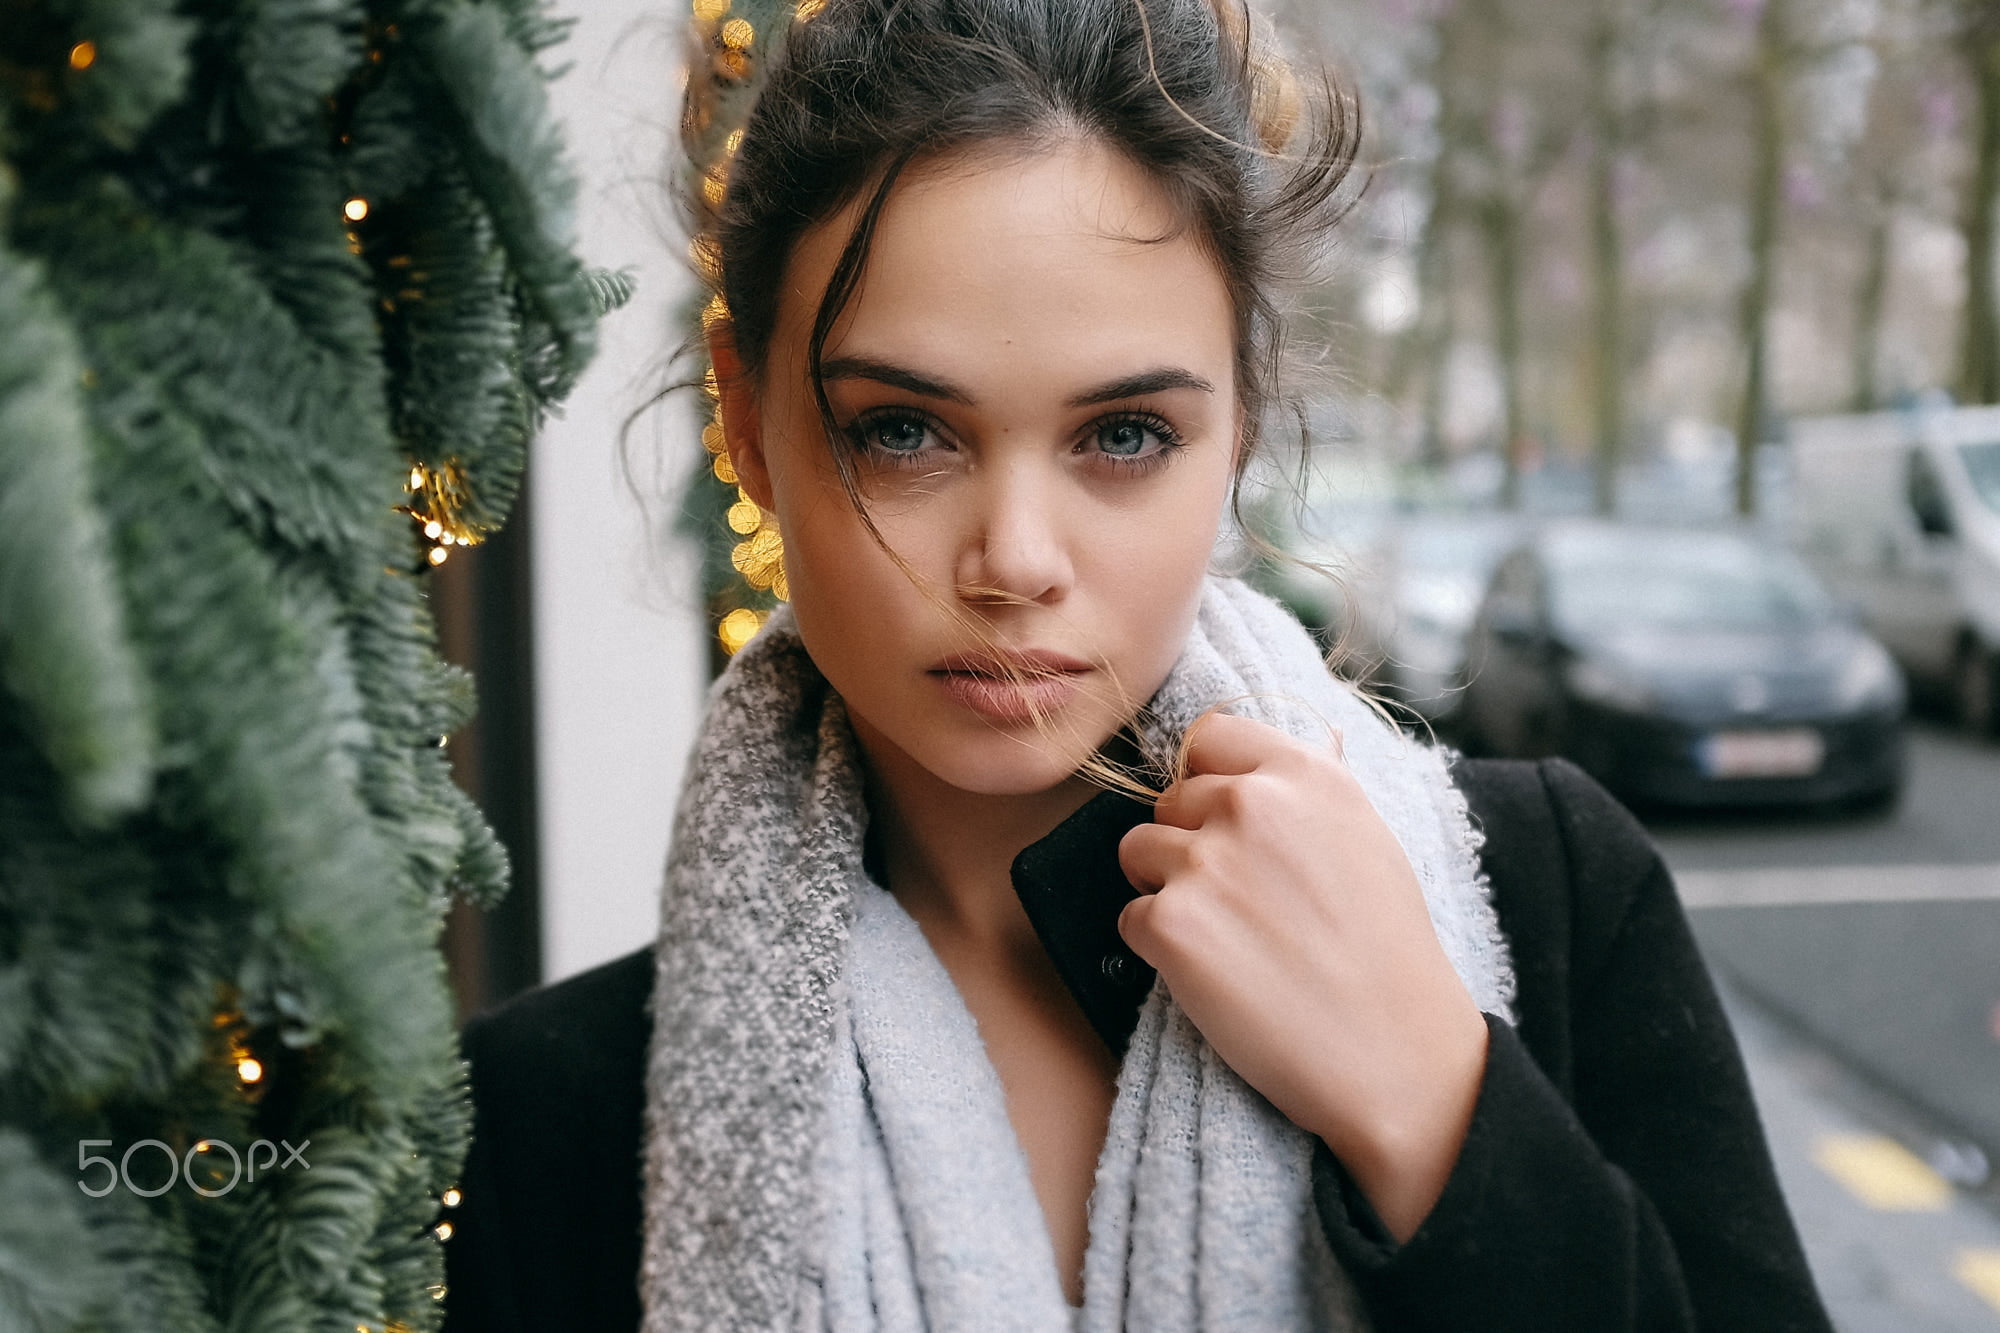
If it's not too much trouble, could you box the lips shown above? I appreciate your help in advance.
[926,649,1093,723]
[929,649,1093,677]
[930,663,1086,722]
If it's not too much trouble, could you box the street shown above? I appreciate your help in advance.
[1645,721,2000,1329]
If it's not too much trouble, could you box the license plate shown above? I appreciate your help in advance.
[1696,729,1826,779]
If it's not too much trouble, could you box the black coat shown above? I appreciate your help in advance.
[439,757,1833,1331]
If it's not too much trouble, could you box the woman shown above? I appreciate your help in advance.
[442,1,1832,1329]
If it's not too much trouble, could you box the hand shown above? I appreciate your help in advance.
[1115,709,1490,1243]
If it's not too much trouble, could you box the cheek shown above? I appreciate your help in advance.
[1086,468,1234,673]
[776,483,946,676]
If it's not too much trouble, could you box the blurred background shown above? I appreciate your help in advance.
[436,0,2000,1326]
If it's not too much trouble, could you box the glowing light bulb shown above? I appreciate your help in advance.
[237,1057,264,1083]
[442,1187,462,1208]
[343,197,370,222]
[69,42,96,70]
[718,608,765,654]
[428,547,449,566]
[423,519,443,539]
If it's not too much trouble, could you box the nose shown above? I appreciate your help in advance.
[954,458,1072,608]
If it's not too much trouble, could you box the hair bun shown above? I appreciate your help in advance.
[1206,0,1301,153]
[1250,48,1301,153]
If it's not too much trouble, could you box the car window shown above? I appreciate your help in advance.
[1962,440,2000,516]
[1547,533,1834,632]
[1907,449,1956,537]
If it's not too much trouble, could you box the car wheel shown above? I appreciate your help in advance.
[1957,639,1999,738]
[1838,778,1904,818]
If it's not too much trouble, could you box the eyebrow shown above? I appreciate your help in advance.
[818,355,1215,408]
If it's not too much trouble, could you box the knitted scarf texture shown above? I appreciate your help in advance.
[641,573,1516,1331]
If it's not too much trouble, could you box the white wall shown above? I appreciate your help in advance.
[532,5,708,983]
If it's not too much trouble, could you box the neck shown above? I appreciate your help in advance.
[853,723,1135,951]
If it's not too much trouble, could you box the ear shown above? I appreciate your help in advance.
[705,321,775,514]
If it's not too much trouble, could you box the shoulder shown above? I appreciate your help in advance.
[1447,756,1684,1090]
[444,946,657,1332]
[1450,754,1671,942]
[459,944,656,1131]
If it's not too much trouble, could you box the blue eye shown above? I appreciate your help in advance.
[1097,419,1155,457]
[1086,413,1185,473]
[841,407,1188,476]
[846,410,939,464]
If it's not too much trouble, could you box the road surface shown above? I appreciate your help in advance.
[1644,721,2000,1329]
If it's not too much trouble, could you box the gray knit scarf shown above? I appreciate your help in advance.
[641,573,1516,1332]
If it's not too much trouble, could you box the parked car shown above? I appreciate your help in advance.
[1459,521,1906,810]
[1338,513,1525,725]
[1789,404,2000,736]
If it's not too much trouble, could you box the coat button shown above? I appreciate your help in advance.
[1099,951,1135,985]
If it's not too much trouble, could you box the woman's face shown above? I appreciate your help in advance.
[717,135,1241,796]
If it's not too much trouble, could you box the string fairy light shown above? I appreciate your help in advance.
[718,608,767,654]
[686,1,837,655]
[399,459,493,570]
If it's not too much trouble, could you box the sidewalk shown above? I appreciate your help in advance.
[1720,974,2000,1331]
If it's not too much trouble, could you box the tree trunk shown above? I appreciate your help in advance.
[1736,0,1786,518]
[1486,196,1528,510]
[1961,29,2000,405]
[1589,1,1627,516]
[1391,9,1468,467]
[1852,197,1892,413]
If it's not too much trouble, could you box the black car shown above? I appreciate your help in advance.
[1459,522,1906,810]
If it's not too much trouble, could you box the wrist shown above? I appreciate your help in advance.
[1334,1006,1491,1243]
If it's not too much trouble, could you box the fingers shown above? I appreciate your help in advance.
[1151,772,1241,830]
[1117,891,1167,964]
[1179,708,1279,777]
[1181,708,1345,779]
[1115,860,1221,970]
[1116,819,1196,895]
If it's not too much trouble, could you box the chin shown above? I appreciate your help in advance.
[904,728,1101,796]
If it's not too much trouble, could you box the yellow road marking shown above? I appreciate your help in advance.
[1811,1134,1952,1211]
[1955,1250,2000,1315]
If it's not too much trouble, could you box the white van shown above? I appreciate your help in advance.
[1787,403,2000,735]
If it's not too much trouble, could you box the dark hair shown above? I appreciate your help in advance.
[669,0,1372,789]
[687,0,1357,493]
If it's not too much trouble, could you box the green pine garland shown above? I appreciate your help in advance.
[0,0,625,1325]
